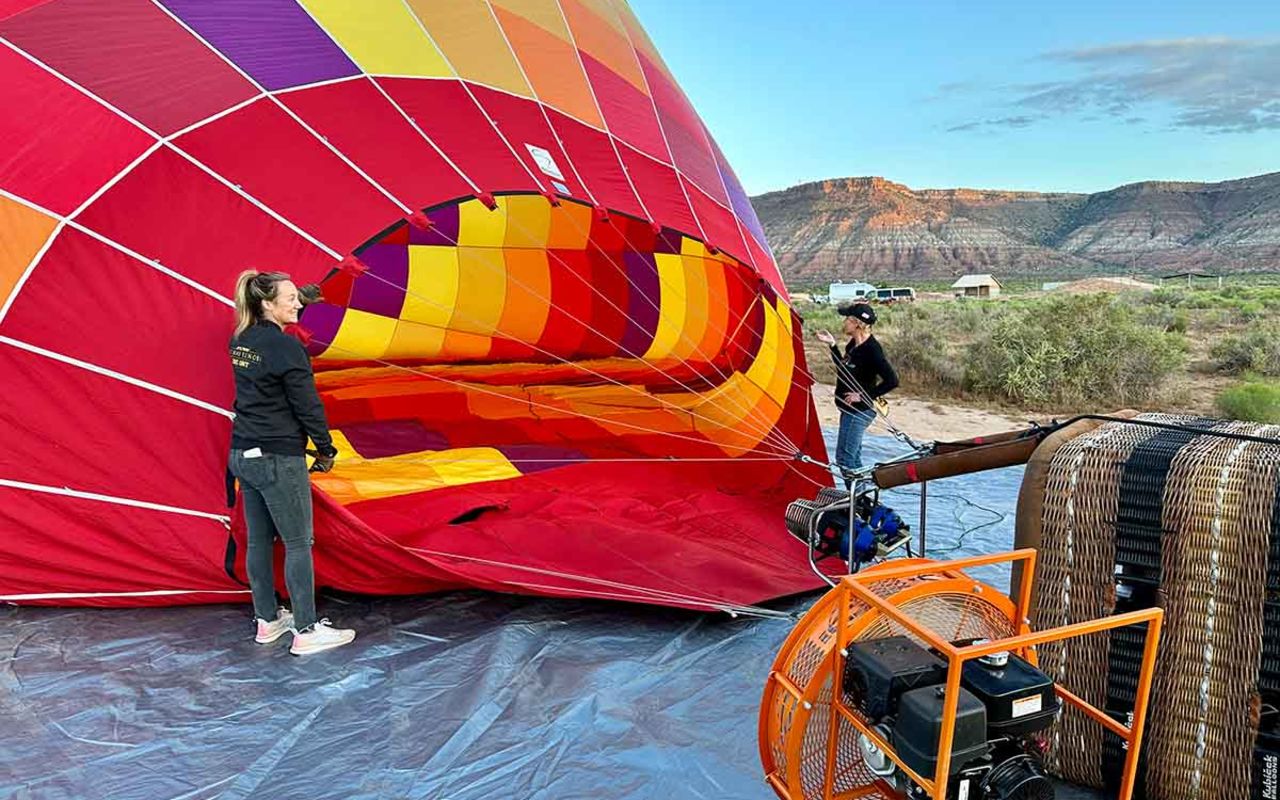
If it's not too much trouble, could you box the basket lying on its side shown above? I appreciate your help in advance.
[1016,414,1280,800]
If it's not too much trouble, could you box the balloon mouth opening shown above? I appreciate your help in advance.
[290,193,796,503]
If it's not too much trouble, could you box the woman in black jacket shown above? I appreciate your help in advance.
[816,303,899,486]
[228,270,354,656]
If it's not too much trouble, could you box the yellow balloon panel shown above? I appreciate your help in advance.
[403,246,459,328]
[405,0,533,97]
[298,0,452,78]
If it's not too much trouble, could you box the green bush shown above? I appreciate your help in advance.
[961,295,1185,408]
[881,311,965,393]
[1135,304,1189,334]
[1210,323,1280,375]
[1216,380,1280,423]
[1142,288,1188,308]
[1235,300,1266,322]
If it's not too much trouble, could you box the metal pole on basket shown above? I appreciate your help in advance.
[919,480,928,557]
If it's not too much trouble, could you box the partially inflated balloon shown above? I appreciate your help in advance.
[0,0,829,610]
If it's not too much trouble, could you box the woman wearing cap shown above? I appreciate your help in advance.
[816,302,899,486]
[228,270,355,656]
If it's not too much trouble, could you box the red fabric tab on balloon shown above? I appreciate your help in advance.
[286,324,312,345]
[407,211,433,231]
[592,205,610,223]
[476,192,497,210]
[338,254,367,276]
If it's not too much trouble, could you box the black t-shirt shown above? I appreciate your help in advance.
[229,320,336,457]
[829,335,899,414]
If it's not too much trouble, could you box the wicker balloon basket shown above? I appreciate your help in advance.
[1016,413,1280,800]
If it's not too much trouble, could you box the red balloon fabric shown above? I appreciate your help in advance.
[0,0,830,612]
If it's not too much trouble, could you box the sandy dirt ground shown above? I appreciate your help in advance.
[810,382,1035,442]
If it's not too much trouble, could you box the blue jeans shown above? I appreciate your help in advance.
[228,450,318,631]
[835,409,874,486]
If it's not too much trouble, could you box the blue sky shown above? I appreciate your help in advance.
[629,1,1280,195]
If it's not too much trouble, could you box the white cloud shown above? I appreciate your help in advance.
[947,37,1280,134]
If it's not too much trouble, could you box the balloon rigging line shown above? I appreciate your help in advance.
[352,266,797,456]
[9,4,862,611]
[397,446,818,612]
[317,453,795,467]
[2,24,825,467]
[147,0,414,216]
[289,0,804,456]
[424,187,802,454]
[313,336,800,458]
[286,0,799,450]
[0,476,231,523]
[0,36,345,262]
[545,201,810,454]
[403,545,794,620]
[0,335,234,418]
[9,8,808,460]
[340,205,803,453]
[374,390,823,595]
[393,0,555,196]
[479,0,603,211]
[484,208,805,456]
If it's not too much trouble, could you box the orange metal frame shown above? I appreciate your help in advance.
[762,549,1163,800]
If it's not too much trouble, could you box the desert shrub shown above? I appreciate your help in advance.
[1216,380,1280,423]
[1234,299,1266,322]
[1136,304,1190,334]
[881,312,964,393]
[800,305,843,338]
[1143,288,1187,308]
[962,295,1185,408]
[1209,323,1280,375]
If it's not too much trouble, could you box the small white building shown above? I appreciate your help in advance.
[951,274,1002,298]
[828,281,877,304]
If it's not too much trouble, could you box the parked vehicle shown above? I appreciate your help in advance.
[872,287,916,303]
[828,281,877,305]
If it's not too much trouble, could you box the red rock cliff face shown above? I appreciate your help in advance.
[751,173,1280,283]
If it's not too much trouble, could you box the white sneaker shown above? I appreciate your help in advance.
[255,608,294,644]
[290,619,356,656]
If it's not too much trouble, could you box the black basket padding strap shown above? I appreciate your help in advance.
[1253,473,1280,800]
[1101,421,1214,792]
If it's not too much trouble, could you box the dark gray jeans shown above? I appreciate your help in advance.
[228,449,317,631]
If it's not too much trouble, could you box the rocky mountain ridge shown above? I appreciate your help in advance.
[751,173,1280,283]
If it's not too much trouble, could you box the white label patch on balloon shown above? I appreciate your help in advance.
[526,144,565,180]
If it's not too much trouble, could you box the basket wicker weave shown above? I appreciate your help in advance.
[1016,413,1280,800]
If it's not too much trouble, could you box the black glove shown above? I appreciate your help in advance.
[307,447,337,473]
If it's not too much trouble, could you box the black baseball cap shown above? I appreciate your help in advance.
[838,302,877,325]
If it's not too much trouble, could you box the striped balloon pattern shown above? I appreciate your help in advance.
[0,0,828,610]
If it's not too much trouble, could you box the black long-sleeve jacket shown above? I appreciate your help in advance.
[229,320,336,457]
[829,335,899,414]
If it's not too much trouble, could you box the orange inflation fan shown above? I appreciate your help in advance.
[759,550,1162,800]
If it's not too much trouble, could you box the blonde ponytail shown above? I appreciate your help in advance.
[232,270,291,340]
[233,270,257,340]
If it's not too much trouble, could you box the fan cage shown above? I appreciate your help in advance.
[759,550,1162,800]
